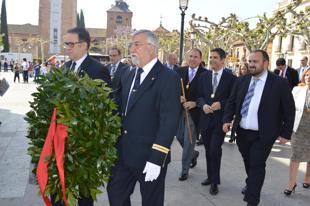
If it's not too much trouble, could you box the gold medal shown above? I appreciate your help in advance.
[186,84,190,89]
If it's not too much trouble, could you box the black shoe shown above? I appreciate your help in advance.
[178,173,188,181]
[242,185,247,194]
[190,151,199,168]
[283,183,297,196]
[303,183,310,188]
[209,184,218,195]
[201,178,211,186]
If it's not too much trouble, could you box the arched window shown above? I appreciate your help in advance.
[116,16,123,24]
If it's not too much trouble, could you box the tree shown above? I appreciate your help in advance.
[190,0,302,53]
[76,13,80,27]
[79,9,85,28]
[286,0,310,53]
[1,0,9,52]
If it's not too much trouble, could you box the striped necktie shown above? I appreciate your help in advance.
[240,78,259,117]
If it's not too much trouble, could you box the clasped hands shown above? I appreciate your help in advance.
[203,102,221,114]
[180,96,196,110]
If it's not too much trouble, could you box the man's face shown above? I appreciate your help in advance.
[64,33,87,61]
[209,52,224,71]
[188,50,201,68]
[168,54,177,65]
[248,52,268,76]
[276,64,285,71]
[109,49,121,65]
[301,57,308,67]
[129,33,156,67]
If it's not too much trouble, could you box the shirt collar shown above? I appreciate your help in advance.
[73,53,88,69]
[253,69,268,83]
[213,68,224,76]
[112,61,120,68]
[141,58,157,75]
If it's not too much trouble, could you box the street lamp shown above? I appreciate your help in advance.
[179,0,189,66]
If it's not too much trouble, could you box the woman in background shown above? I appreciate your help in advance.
[284,68,310,196]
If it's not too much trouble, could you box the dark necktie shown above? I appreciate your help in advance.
[125,68,144,114]
[70,61,76,71]
[110,64,117,78]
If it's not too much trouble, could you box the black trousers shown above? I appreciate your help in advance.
[236,128,273,206]
[107,162,167,206]
[201,125,226,184]
[14,72,20,82]
[51,194,93,206]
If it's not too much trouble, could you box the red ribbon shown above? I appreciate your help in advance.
[36,108,69,206]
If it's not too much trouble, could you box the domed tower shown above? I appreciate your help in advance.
[106,0,133,38]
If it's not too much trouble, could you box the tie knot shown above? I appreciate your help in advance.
[137,68,144,75]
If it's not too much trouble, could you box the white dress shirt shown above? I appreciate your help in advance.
[125,58,157,115]
[188,67,198,82]
[72,53,87,73]
[240,70,268,131]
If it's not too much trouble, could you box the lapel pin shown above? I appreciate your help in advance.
[152,77,156,81]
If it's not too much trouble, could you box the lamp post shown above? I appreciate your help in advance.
[179,0,189,66]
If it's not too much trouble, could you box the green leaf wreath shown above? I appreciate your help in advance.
[25,69,120,205]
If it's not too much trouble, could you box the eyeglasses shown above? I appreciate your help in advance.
[128,42,152,48]
[63,41,84,48]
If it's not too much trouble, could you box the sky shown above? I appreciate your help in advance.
[1,0,279,31]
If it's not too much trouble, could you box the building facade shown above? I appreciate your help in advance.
[271,0,310,69]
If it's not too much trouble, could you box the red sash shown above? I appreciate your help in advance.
[36,108,69,206]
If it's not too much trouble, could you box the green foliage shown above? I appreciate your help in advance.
[25,69,120,205]
[0,0,9,52]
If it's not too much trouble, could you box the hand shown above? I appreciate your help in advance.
[203,104,213,114]
[180,96,186,103]
[277,136,289,145]
[223,123,232,133]
[143,162,161,182]
[183,101,196,110]
[211,102,221,111]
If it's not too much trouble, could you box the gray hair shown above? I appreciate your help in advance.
[132,29,159,53]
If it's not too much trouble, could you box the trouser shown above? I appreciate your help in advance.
[201,125,226,184]
[107,162,167,206]
[236,128,273,206]
[14,72,20,82]
[176,111,198,175]
[23,71,28,83]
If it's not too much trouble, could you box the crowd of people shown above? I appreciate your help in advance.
[19,27,309,206]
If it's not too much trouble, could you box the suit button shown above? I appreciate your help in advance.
[121,113,125,116]
[124,130,127,134]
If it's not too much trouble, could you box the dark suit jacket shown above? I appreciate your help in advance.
[223,72,295,146]
[177,66,206,127]
[117,60,181,170]
[274,66,299,90]
[197,69,236,130]
[65,54,111,86]
[108,62,130,91]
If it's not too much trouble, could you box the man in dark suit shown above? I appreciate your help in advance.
[64,27,111,85]
[223,50,295,206]
[164,53,180,72]
[274,57,299,90]
[107,30,180,206]
[297,56,309,81]
[176,48,205,181]
[197,48,236,195]
[52,27,111,206]
[107,47,130,90]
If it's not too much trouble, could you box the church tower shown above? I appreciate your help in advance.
[106,0,133,38]
[39,0,77,57]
